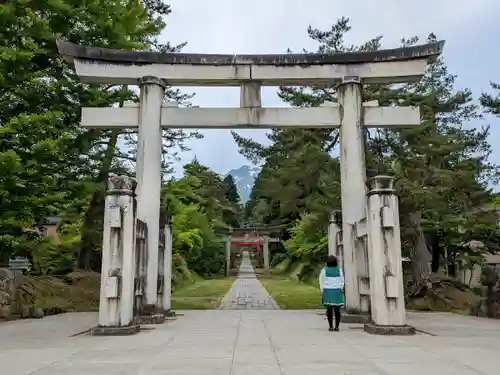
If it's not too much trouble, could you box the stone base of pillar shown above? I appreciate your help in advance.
[90,324,140,336]
[135,304,166,324]
[164,309,177,318]
[341,312,371,324]
[155,309,177,320]
[364,323,415,336]
[134,314,166,325]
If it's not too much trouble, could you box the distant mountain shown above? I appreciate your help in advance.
[226,165,260,203]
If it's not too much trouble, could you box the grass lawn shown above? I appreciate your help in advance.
[259,276,323,309]
[172,277,235,310]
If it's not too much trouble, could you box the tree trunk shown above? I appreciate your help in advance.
[78,130,119,270]
[408,211,432,296]
[428,232,441,273]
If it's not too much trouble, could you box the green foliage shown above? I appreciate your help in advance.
[0,0,203,272]
[285,214,328,262]
[163,160,242,276]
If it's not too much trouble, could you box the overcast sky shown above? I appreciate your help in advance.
[160,0,500,180]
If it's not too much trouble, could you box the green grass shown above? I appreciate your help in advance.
[259,275,324,309]
[172,277,235,310]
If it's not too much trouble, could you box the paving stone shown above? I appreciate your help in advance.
[219,252,279,310]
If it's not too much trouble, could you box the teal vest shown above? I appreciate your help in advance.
[324,266,340,277]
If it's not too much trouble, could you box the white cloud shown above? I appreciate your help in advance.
[161,0,500,176]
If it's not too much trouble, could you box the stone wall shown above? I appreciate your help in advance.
[0,268,19,319]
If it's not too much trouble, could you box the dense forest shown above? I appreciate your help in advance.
[1,1,499,301]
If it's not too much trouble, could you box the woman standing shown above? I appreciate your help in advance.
[319,255,345,331]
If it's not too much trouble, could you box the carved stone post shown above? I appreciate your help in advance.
[364,176,415,335]
[328,210,342,262]
[92,174,140,336]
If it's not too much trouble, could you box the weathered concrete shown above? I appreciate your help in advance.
[56,40,444,86]
[90,324,140,336]
[366,176,408,329]
[81,104,421,129]
[98,175,136,328]
[219,252,279,310]
[1,310,499,374]
[364,323,416,335]
[136,77,165,308]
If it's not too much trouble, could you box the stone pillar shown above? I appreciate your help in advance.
[263,236,270,272]
[118,176,136,327]
[338,77,368,314]
[157,231,165,309]
[93,174,140,336]
[225,239,231,276]
[328,211,342,262]
[162,222,173,313]
[136,76,166,307]
[364,176,415,335]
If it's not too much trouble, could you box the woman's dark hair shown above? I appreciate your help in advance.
[326,255,338,268]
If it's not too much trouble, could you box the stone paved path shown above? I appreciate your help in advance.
[219,251,279,310]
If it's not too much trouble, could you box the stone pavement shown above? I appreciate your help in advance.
[219,252,279,310]
[1,310,499,374]
[1,258,499,374]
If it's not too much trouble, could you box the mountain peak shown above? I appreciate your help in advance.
[226,165,260,202]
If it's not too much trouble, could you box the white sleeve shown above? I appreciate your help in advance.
[339,268,345,289]
[319,268,325,291]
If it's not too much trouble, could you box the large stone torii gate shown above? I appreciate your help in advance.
[57,39,444,335]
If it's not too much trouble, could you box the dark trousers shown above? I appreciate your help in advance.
[326,306,341,329]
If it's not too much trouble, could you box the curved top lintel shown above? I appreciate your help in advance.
[56,40,444,67]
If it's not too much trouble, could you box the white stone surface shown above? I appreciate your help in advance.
[73,57,428,85]
[367,178,406,327]
[99,175,136,327]
[118,189,136,326]
[135,78,165,306]
[81,106,342,128]
[338,82,367,314]
[1,311,499,374]
[81,105,421,129]
[327,212,341,258]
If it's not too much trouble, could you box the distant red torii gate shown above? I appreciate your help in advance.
[230,240,263,269]
[216,226,285,275]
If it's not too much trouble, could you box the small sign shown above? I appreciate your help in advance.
[108,206,121,228]
[8,256,31,272]
[105,276,119,298]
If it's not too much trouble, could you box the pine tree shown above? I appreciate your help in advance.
[222,175,240,204]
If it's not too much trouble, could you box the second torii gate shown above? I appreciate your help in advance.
[216,226,284,275]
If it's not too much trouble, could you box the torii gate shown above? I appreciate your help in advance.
[56,40,443,334]
[216,226,284,275]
